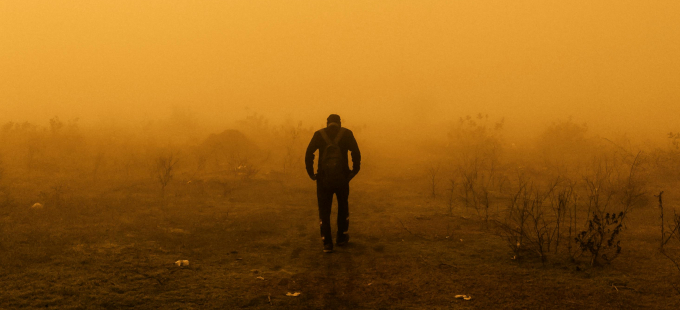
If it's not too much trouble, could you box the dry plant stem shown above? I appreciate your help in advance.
[675,213,680,243]
[620,152,645,227]
[496,175,579,263]
[551,184,573,253]
[568,200,575,259]
[657,191,665,249]
[568,193,582,260]
[154,152,179,200]
[657,191,680,294]
[447,179,455,216]
[660,250,680,272]
[398,219,431,240]
[282,122,302,175]
[482,188,490,225]
[427,163,441,198]
[495,177,529,258]
[657,191,680,247]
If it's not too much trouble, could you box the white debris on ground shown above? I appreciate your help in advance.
[174,260,189,266]
[455,294,472,301]
[286,292,301,297]
[31,203,43,209]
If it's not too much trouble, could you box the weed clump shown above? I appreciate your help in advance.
[574,212,623,266]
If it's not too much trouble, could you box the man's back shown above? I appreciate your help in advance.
[305,114,361,253]
[305,126,361,179]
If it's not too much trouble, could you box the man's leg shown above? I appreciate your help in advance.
[316,180,334,248]
[336,182,350,244]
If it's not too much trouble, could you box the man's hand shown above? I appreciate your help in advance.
[310,174,317,181]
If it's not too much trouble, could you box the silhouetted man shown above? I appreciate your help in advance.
[305,114,361,253]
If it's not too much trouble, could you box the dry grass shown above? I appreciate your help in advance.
[1,172,679,309]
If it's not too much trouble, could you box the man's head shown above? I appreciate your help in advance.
[327,114,341,127]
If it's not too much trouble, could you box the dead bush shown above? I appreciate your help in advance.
[152,151,179,199]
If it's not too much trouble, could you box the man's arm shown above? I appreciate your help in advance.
[305,131,319,180]
[347,130,361,179]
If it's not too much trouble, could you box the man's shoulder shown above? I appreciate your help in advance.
[341,127,354,137]
[314,127,354,137]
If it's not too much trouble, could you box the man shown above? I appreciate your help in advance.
[305,114,361,253]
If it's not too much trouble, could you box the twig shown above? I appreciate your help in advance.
[398,219,431,240]
[657,191,665,249]
[660,249,680,272]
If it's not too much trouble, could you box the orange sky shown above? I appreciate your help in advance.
[1,1,679,137]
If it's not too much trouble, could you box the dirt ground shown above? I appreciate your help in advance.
[1,173,680,309]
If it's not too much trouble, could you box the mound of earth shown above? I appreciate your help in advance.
[199,130,261,171]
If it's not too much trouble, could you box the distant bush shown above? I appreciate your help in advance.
[273,120,312,178]
[151,150,179,199]
[448,114,505,221]
[494,152,645,267]
[649,132,680,181]
[0,118,84,174]
[536,119,594,176]
[447,114,504,169]
[199,129,260,174]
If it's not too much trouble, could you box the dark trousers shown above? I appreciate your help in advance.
[316,180,350,245]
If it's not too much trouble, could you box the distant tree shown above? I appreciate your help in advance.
[536,119,593,175]
[153,151,179,199]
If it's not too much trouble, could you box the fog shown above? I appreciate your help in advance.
[5,2,680,308]
[2,0,679,143]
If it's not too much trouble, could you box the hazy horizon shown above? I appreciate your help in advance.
[2,1,679,140]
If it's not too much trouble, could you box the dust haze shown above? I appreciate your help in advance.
[2,1,680,309]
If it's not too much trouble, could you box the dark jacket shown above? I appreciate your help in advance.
[305,126,361,180]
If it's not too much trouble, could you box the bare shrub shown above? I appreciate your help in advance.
[574,212,624,266]
[619,152,646,223]
[279,121,306,176]
[152,151,179,199]
[657,192,680,293]
[495,176,563,263]
[549,182,574,253]
[427,162,441,198]
[446,178,455,216]
[448,114,504,222]
[650,132,680,182]
[198,129,265,184]
[460,165,499,225]
[570,155,642,267]
[536,119,593,175]
[495,178,531,260]
[657,192,680,249]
